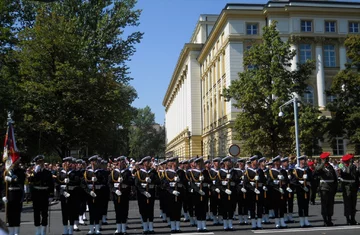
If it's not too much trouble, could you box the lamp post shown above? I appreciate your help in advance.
[278,97,300,166]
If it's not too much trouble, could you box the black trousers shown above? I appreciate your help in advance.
[271,189,286,218]
[60,194,79,226]
[248,191,263,219]
[102,187,110,216]
[320,190,335,217]
[342,187,357,217]
[210,194,220,216]
[168,194,182,221]
[87,193,102,224]
[33,199,49,226]
[7,201,22,227]
[187,193,195,217]
[286,191,294,213]
[296,189,310,217]
[137,194,155,222]
[219,193,235,220]
[113,193,130,223]
[194,194,208,220]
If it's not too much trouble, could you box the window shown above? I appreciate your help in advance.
[333,137,345,155]
[302,85,314,105]
[349,22,359,33]
[327,95,336,103]
[324,45,336,67]
[301,20,312,32]
[247,23,258,35]
[299,44,312,64]
[325,21,336,33]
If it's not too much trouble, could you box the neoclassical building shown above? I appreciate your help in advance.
[163,0,360,159]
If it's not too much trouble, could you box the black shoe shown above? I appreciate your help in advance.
[227,227,234,231]
[74,228,81,232]
[202,229,208,232]
[351,220,359,225]
[175,230,182,233]
[115,233,123,235]
[148,230,155,234]
[170,230,176,233]
[102,222,108,225]
[142,232,148,234]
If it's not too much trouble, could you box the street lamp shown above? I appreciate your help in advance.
[278,97,300,166]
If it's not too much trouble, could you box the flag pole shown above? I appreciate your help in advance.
[4,112,12,225]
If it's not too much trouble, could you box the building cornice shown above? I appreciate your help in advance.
[162,43,203,108]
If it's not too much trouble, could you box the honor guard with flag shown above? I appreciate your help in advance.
[163,156,185,233]
[109,156,134,235]
[215,156,238,231]
[58,157,87,235]
[83,155,103,235]
[190,157,211,232]
[315,152,338,226]
[243,155,266,230]
[234,158,248,225]
[2,112,24,235]
[208,157,221,225]
[135,156,160,234]
[338,154,359,225]
[28,155,54,235]
[291,155,312,227]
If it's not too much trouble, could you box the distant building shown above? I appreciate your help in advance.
[163,0,360,159]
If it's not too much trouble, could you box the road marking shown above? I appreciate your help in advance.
[172,233,214,235]
[252,225,360,233]
[21,222,34,225]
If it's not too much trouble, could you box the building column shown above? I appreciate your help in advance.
[290,44,298,71]
[316,44,326,109]
[339,45,347,70]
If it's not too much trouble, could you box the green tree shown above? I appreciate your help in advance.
[224,21,321,158]
[327,35,360,154]
[129,106,164,160]
[13,0,142,158]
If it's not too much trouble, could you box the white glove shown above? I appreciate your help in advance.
[273,180,279,185]
[118,177,123,183]
[35,165,41,173]
[279,188,284,194]
[303,174,308,180]
[286,187,292,193]
[303,186,309,192]
[241,188,247,193]
[199,176,204,182]
[172,190,180,196]
[263,186,268,191]
[90,191,97,198]
[288,174,292,180]
[225,189,232,195]
[226,174,231,179]
[2,197,8,204]
[145,177,151,183]
[278,175,284,180]
[241,175,244,180]
[91,177,97,182]
[64,178,70,184]
[215,188,220,193]
[299,180,304,184]
[5,176,12,182]
[143,191,151,198]
[198,190,205,196]
[254,188,260,194]
[174,176,180,182]
[254,175,259,181]
[48,198,53,202]
[115,190,122,196]
[63,192,70,198]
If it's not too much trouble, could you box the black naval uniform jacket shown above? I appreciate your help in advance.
[109,167,134,198]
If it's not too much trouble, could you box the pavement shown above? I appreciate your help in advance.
[2,199,360,235]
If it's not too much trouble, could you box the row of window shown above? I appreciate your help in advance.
[299,44,336,67]
[246,21,359,35]
[302,85,336,105]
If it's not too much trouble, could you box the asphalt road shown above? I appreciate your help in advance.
[2,199,360,235]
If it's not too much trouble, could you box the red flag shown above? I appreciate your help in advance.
[3,117,20,170]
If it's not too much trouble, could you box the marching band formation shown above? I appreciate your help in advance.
[1,152,359,235]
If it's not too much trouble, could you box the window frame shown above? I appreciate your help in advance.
[325,20,337,33]
[302,85,314,105]
[333,137,345,156]
[348,21,359,34]
[299,44,312,64]
[323,44,336,68]
[246,23,259,35]
[301,20,313,32]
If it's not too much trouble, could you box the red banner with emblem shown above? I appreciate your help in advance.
[2,116,20,170]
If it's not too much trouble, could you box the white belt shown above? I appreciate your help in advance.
[113,183,128,188]
[94,185,104,190]
[320,180,334,183]
[169,182,176,187]
[221,181,228,186]
[68,186,77,190]
[60,185,67,189]
[34,186,48,190]
[88,184,93,189]
[195,182,208,187]
[8,187,21,191]
[141,183,154,189]
[250,182,255,186]
[341,179,355,183]
[257,183,263,187]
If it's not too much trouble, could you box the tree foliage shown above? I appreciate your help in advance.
[327,35,360,154]
[0,0,143,158]
[129,106,165,160]
[224,21,323,158]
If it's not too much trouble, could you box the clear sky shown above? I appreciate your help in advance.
[127,0,267,124]
[127,0,359,124]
